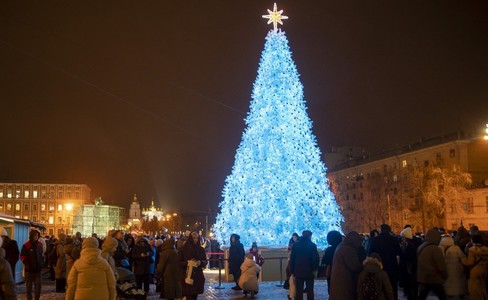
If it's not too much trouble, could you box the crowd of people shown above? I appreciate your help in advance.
[0,224,486,300]
[326,224,488,300]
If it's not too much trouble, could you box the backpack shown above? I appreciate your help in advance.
[360,272,379,300]
[48,245,58,266]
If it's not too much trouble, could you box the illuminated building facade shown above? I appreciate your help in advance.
[327,132,488,233]
[142,200,165,221]
[0,182,91,237]
[72,203,126,237]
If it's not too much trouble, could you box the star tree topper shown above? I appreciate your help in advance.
[262,3,288,31]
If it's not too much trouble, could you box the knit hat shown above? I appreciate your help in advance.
[82,237,99,249]
[400,227,413,239]
[102,236,118,252]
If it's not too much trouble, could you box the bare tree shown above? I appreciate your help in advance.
[408,164,472,232]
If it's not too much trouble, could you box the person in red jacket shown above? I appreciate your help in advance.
[20,230,44,300]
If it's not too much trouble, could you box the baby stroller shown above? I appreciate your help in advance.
[116,267,147,300]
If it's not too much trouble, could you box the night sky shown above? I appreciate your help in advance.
[1,1,487,212]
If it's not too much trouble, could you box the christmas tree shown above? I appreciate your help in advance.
[214,4,343,247]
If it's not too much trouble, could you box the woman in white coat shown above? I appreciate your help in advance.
[439,235,467,298]
[66,237,116,300]
[238,253,261,298]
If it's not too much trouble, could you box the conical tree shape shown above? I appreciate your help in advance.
[214,29,343,247]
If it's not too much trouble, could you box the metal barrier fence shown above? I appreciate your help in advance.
[206,252,288,289]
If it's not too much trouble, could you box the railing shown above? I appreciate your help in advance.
[206,252,288,289]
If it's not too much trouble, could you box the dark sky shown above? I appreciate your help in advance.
[1,1,487,211]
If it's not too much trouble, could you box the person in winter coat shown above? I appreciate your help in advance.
[1,232,19,281]
[54,232,67,293]
[0,236,17,300]
[329,231,364,300]
[290,230,320,300]
[66,237,116,300]
[249,242,264,279]
[100,236,119,281]
[179,232,207,300]
[417,228,447,300]
[132,236,154,293]
[157,238,182,300]
[20,230,43,300]
[439,235,467,298]
[228,233,245,290]
[462,233,488,299]
[112,230,129,268]
[239,253,261,298]
[64,237,81,279]
[398,226,420,300]
[357,253,393,300]
[284,232,299,290]
[453,226,471,254]
[321,230,343,295]
[368,224,403,300]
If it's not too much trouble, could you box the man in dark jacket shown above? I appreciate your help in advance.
[290,230,320,300]
[369,223,403,300]
[20,230,44,300]
[417,228,447,300]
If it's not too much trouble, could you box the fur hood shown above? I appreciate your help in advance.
[362,256,383,274]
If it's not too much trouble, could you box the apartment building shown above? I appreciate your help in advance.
[0,182,91,236]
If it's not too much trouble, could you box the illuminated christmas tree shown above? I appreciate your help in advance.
[214,4,343,247]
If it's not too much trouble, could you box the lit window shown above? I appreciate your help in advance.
[15,190,20,198]
[58,204,63,212]
[15,204,20,211]
[49,216,54,224]
[49,204,55,211]
[7,192,12,199]
[33,191,38,198]
[6,204,11,211]
[23,216,28,220]
[402,160,407,168]
[41,204,46,211]
[0,192,3,198]
[24,191,29,198]
[0,204,3,211]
